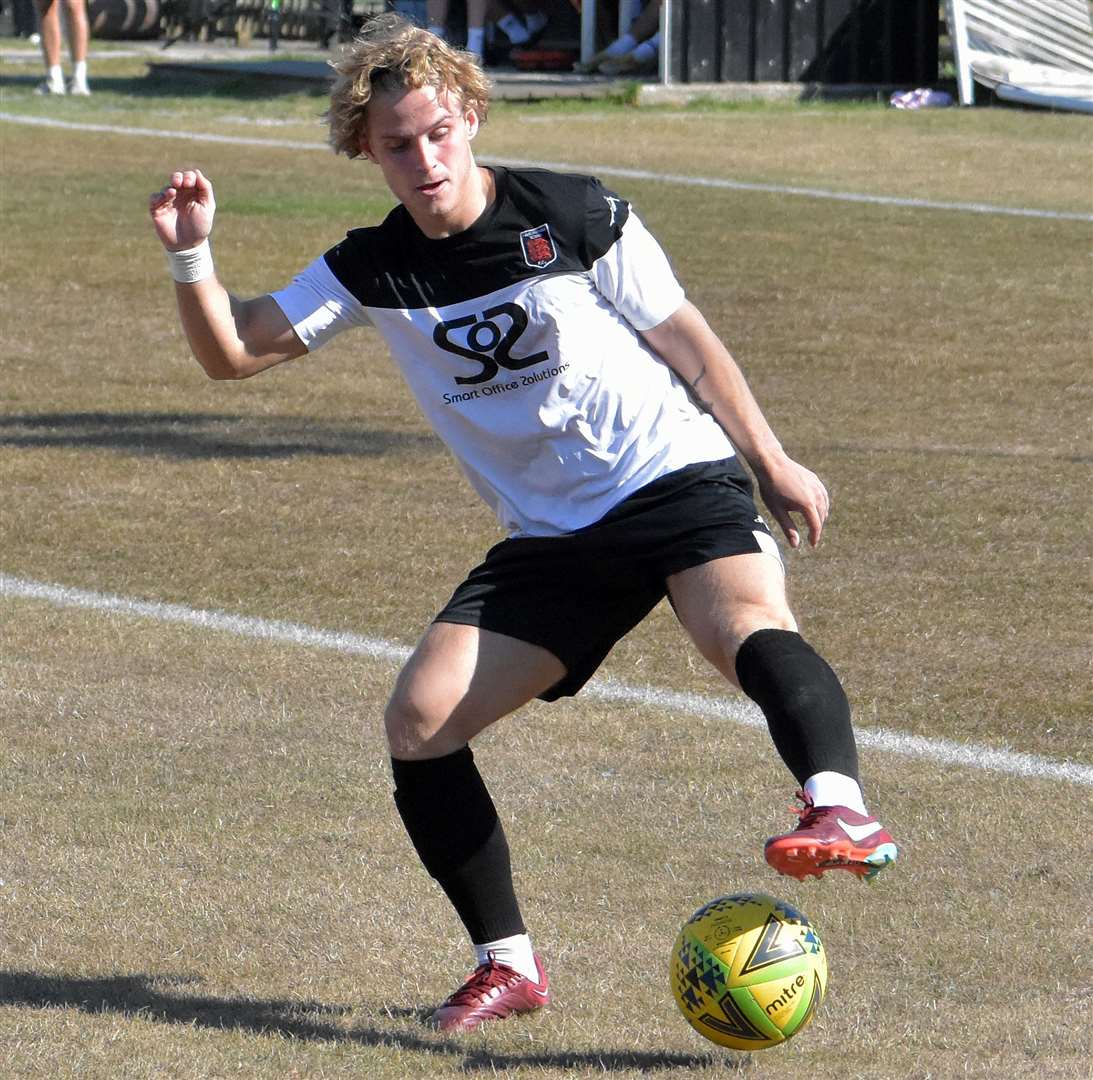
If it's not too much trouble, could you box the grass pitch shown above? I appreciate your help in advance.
[2,49,1092,1079]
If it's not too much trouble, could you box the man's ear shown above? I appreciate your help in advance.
[465,108,480,141]
[358,132,374,161]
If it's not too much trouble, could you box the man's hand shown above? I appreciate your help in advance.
[149,168,216,251]
[754,455,830,549]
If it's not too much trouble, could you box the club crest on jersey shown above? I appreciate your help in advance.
[520,224,557,269]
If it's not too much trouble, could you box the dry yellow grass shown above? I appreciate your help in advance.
[2,55,1091,1079]
[3,603,1090,1078]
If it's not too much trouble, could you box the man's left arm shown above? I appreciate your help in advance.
[641,300,829,549]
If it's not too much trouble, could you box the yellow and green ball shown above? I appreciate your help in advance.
[670,892,827,1051]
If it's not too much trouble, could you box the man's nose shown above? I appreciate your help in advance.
[412,138,436,171]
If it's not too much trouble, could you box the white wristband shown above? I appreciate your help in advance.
[166,239,214,284]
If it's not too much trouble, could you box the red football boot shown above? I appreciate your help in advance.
[765,790,899,882]
[431,953,550,1032]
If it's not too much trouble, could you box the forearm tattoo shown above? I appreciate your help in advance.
[689,364,714,410]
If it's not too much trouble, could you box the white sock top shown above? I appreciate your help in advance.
[474,933,539,982]
[804,771,867,815]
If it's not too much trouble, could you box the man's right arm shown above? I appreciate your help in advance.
[150,168,306,380]
[172,281,306,381]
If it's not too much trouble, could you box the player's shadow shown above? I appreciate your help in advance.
[0,411,440,461]
[0,970,728,1072]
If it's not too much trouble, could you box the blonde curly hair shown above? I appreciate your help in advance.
[325,13,492,160]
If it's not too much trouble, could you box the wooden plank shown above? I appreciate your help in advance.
[754,0,791,81]
[787,0,819,80]
[720,0,755,81]
[685,0,721,82]
[816,0,859,82]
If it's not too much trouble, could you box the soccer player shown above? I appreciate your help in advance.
[149,13,898,1034]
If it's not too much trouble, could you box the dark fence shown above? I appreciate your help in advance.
[667,0,939,85]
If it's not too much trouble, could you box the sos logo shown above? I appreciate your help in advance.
[433,302,548,386]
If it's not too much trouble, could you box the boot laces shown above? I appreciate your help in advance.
[445,954,521,1007]
[790,789,825,828]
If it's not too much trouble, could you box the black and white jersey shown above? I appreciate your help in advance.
[271,166,734,537]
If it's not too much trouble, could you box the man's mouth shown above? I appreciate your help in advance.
[417,179,446,195]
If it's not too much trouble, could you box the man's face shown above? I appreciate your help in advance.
[359,83,485,239]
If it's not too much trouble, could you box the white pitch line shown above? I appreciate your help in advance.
[0,111,324,150]
[1,111,1090,223]
[0,572,411,664]
[3,572,1091,788]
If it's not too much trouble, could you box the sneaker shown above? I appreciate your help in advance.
[572,47,615,74]
[597,52,658,77]
[35,79,65,96]
[430,952,550,1032]
[765,791,898,882]
[67,77,91,96]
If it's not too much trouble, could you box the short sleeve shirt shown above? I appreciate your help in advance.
[271,166,735,536]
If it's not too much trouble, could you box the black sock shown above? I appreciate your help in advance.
[734,628,860,786]
[391,746,526,945]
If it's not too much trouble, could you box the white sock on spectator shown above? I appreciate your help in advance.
[605,32,637,58]
[498,12,529,43]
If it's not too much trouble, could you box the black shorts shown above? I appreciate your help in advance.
[434,457,780,701]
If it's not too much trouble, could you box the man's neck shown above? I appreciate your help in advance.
[414,165,496,240]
